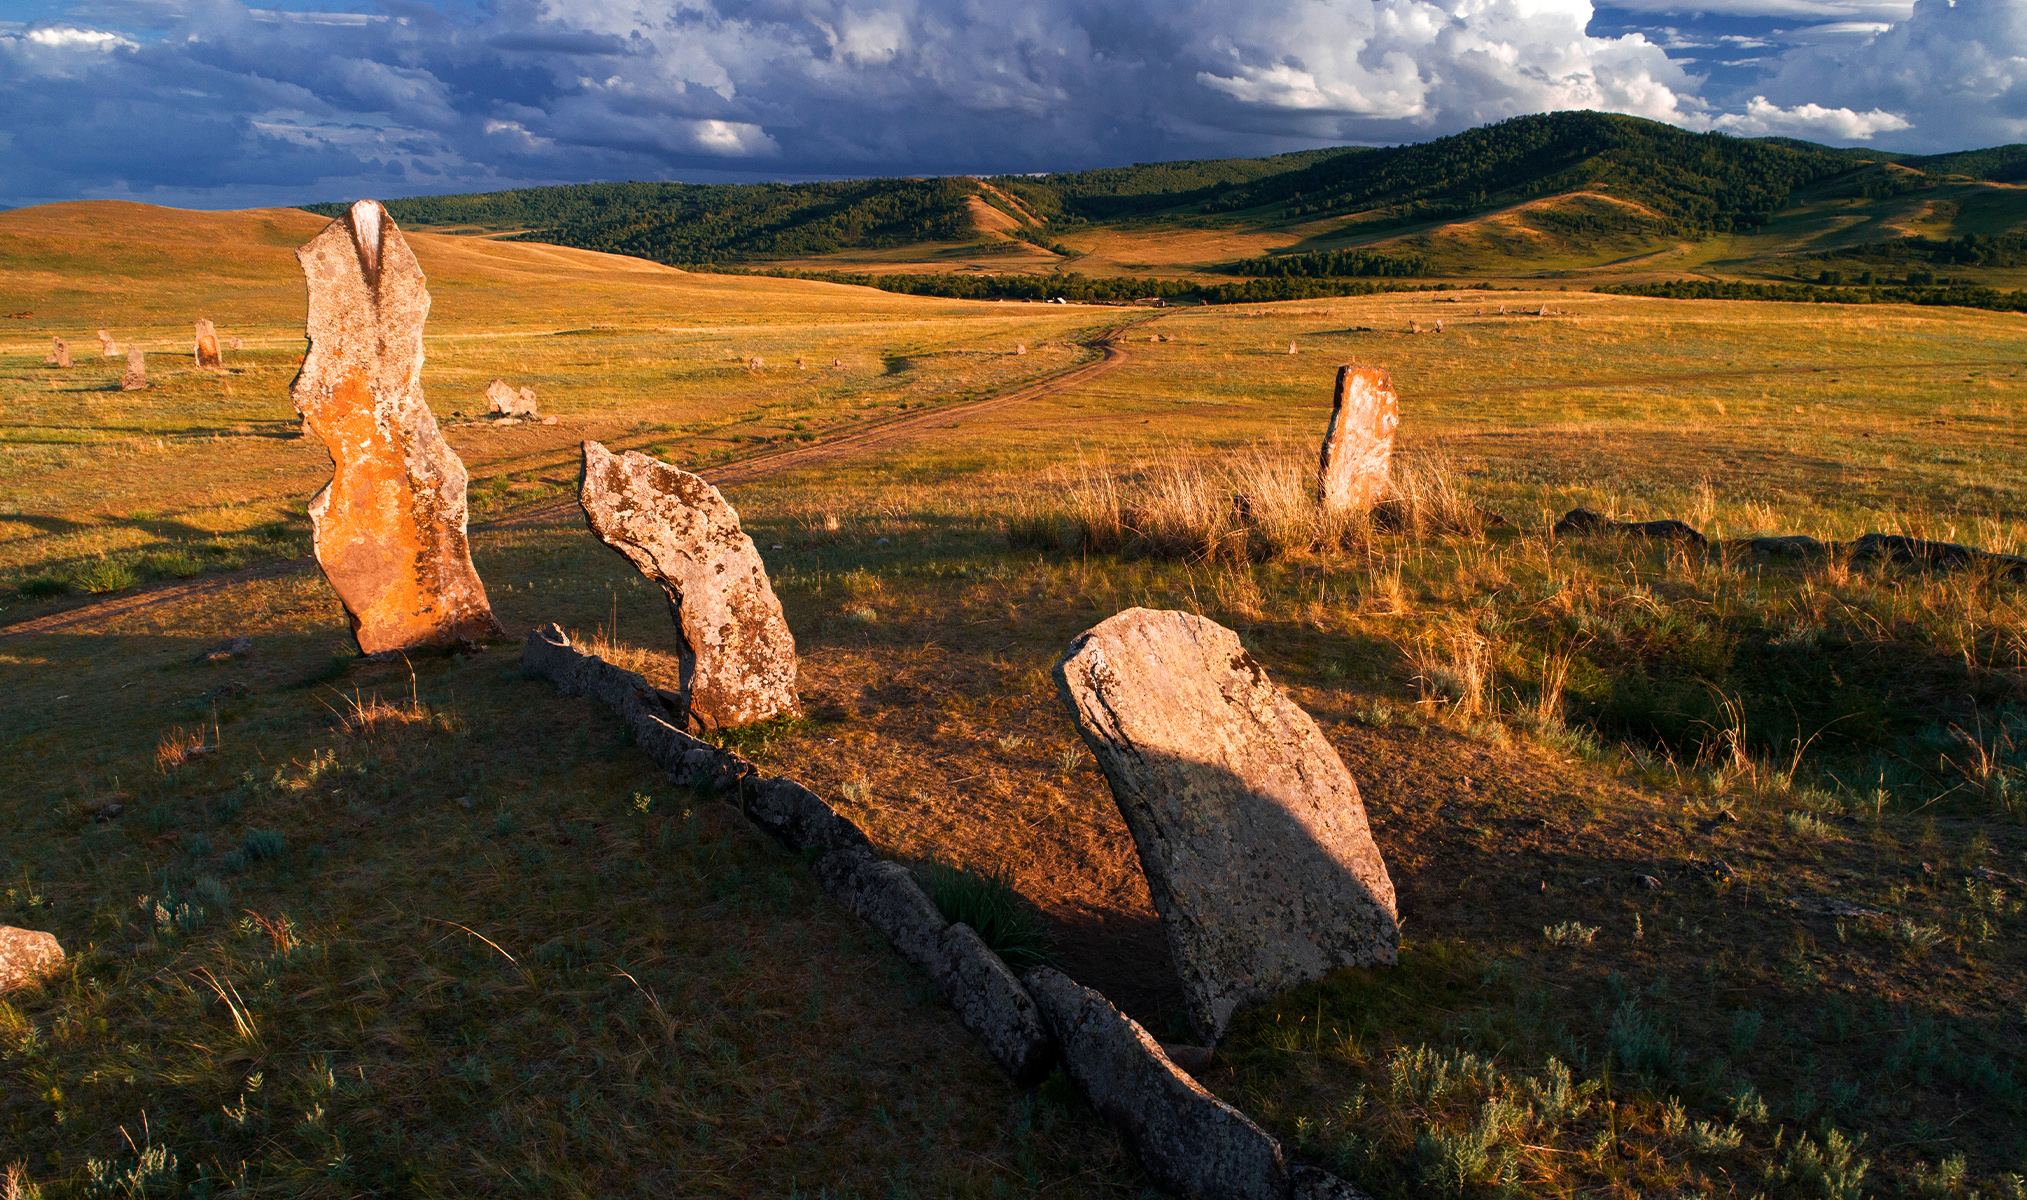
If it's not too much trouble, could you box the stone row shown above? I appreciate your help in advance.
[518,621,1372,1200]
[1553,507,2027,579]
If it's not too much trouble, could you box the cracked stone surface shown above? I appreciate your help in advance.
[577,440,800,730]
[1055,607,1398,1042]
[289,199,503,656]
[1317,365,1398,516]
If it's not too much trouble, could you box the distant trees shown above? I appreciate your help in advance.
[1226,248,1427,278]
[1599,278,2027,313]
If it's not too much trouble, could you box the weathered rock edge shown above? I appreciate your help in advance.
[1024,966,1288,1200]
[520,622,1377,1197]
[519,622,1053,1084]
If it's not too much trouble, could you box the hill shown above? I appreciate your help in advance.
[311,114,2027,285]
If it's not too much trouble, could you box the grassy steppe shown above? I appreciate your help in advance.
[2,201,2024,1198]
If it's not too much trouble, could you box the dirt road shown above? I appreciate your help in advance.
[0,321,1148,638]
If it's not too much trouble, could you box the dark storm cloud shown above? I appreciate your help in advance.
[0,0,1999,208]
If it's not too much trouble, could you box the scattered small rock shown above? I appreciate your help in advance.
[1635,874,1663,891]
[195,636,253,663]
[1705,859,1736,882]
[1554,508,1707,547]
[1786,895,1885,919]
[0,927,65,992]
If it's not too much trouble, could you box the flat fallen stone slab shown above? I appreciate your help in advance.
[578,441,800,730]
[1056,607,1398,1042]
[1025,966,1286,1199]
[291,199,503,655]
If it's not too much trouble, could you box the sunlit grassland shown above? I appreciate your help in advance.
[3,201,2026,1197]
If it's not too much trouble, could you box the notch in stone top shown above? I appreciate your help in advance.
[347,199,385,284]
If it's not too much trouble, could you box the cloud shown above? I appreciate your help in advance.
[1748,0,2027,150]
[1708,94,1911,137]
[0,0,2010,208]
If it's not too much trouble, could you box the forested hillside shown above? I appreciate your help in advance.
[307,113,2027,275]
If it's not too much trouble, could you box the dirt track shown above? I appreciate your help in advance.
[0,322,1147,638]
[492,320,1145,529]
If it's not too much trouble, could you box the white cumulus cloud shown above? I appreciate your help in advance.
[1708,94,1911,138]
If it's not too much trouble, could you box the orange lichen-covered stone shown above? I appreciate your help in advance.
[290,200,503,656]
[194,318,223,368]
[1316,365,1398,517]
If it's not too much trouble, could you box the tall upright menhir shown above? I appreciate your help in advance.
[289,199,503,656]
[1317,364,1399,517]
[193,318,222,368]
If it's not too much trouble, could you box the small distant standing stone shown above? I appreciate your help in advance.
[1538,304,1550,316]
[485,378,539,417]
[1434,320,1444,333]
[0,926,64,992]
[1317,364,1399,517]
[120,345,147,391]
[578,440,802,731]
[45,336,73,368]
[1055,609,1398,1042]
[796,356,806,370]
[1015,344,1027,355]
[228,337,244,350]
[1408,321,1421,334]
[832,358,844,370]
[748,356,763,372]
[194,318,223,368]
[96,329,118,357]
[1288,340,1298,354]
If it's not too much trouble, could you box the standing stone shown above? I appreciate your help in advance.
[96,329,118,357]
[1288,340,1298,354]
[119,346,146,391]
[1055,609,1398,1042]
[1317,365,1399,517]
[290,199,504,656]
[0,926,64,992]
[44,337,72,368]
[485,378,539,417]
[194,319,222,368]
[577,440,800,730]
[1015,344,1027,355]
[229,337,244,350]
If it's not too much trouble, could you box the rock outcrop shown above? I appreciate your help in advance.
[1025,967,1287,1199]
[290,199,504,656]
[485,378,539,417]
[44,337,71,368]
[194,319,222,368]
[577,441,800,730]
[0,926,64,992]
[1554,508,1706,546]
[1317,366,1398,516]
[120,346,146,391]
[1055,608,1398,1042]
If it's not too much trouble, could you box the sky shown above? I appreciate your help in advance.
[0,0,2016,210]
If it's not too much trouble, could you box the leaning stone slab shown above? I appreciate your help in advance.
[1055,608,1398,1042]
[1317,365,1398,516]
[486,378,539,416]
[194,318,222,368]
[1024,967,1287,1200]
[578,441,800,730]
[120,345,147,391]
[291,199,503,655]
[0,926,64,992]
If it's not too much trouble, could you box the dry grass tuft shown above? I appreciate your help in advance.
[153,726,211,771]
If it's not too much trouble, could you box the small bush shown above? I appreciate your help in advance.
[1609,999,1684,1082]
[916,861,1056,971]
[75,559,139,594]
[1543,920,1599,947]
[138,548,205,579]
[241,829,285,863]
[15,574,70,598]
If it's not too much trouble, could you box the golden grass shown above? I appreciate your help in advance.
[4,201,2026,1198]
